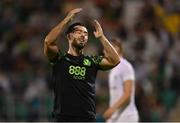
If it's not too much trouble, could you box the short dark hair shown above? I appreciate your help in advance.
[65,22,86,36]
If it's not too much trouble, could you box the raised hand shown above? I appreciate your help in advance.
[93,20,104,38]
[67,8,82,21]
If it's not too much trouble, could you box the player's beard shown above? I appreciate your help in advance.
[72,38,87,50]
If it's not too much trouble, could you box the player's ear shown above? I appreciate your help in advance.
[68,32,74,39]
[66,33,71,40]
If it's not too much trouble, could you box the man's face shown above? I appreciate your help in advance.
[69,25,88,49]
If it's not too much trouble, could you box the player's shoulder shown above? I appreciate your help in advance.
[49,51,66,65]
[120,58,134,70]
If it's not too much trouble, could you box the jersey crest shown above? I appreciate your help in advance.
[83,58,91,66]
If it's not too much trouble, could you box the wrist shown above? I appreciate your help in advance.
[98,34,105,40]
[64,15,73,23]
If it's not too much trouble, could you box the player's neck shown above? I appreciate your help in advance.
[68,47,83,56]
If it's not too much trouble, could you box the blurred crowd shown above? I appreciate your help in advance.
[0,0,179,121]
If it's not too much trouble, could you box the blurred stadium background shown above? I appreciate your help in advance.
[0,0,179,121]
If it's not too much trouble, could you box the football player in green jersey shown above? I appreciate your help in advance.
[44,8,120,122]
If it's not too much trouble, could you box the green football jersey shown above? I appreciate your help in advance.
[51,52,103,119]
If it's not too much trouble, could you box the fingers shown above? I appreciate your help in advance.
[94,19,103,31]
[74,8,83,13]
[93,19,100,30]
[93,31,97,37]
[67,8,82,21]
[94,19,99,26]
[71,8,82,14]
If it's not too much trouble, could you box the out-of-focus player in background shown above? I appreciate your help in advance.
[103,38,139,122]
[44,8,120,122]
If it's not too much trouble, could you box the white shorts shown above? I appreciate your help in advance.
[107,114,139,122]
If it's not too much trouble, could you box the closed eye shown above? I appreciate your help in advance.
[74,29,88,36]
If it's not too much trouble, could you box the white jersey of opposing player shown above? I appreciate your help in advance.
[108,58,139,122]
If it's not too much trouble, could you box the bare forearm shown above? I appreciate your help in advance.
[44,16,72,58]
[45,16,71,45]
[44,8,82,59]
[113,95,130,111]
[44,18,67,57]
[103,95,130,120]
[99,35,120,64]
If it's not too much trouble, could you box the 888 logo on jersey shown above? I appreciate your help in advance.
[68,65,86,80]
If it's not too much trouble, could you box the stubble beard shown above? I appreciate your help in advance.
[72,39,86,50]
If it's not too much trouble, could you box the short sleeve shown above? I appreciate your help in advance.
[122,64,135,82]
[90,56,103,69]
